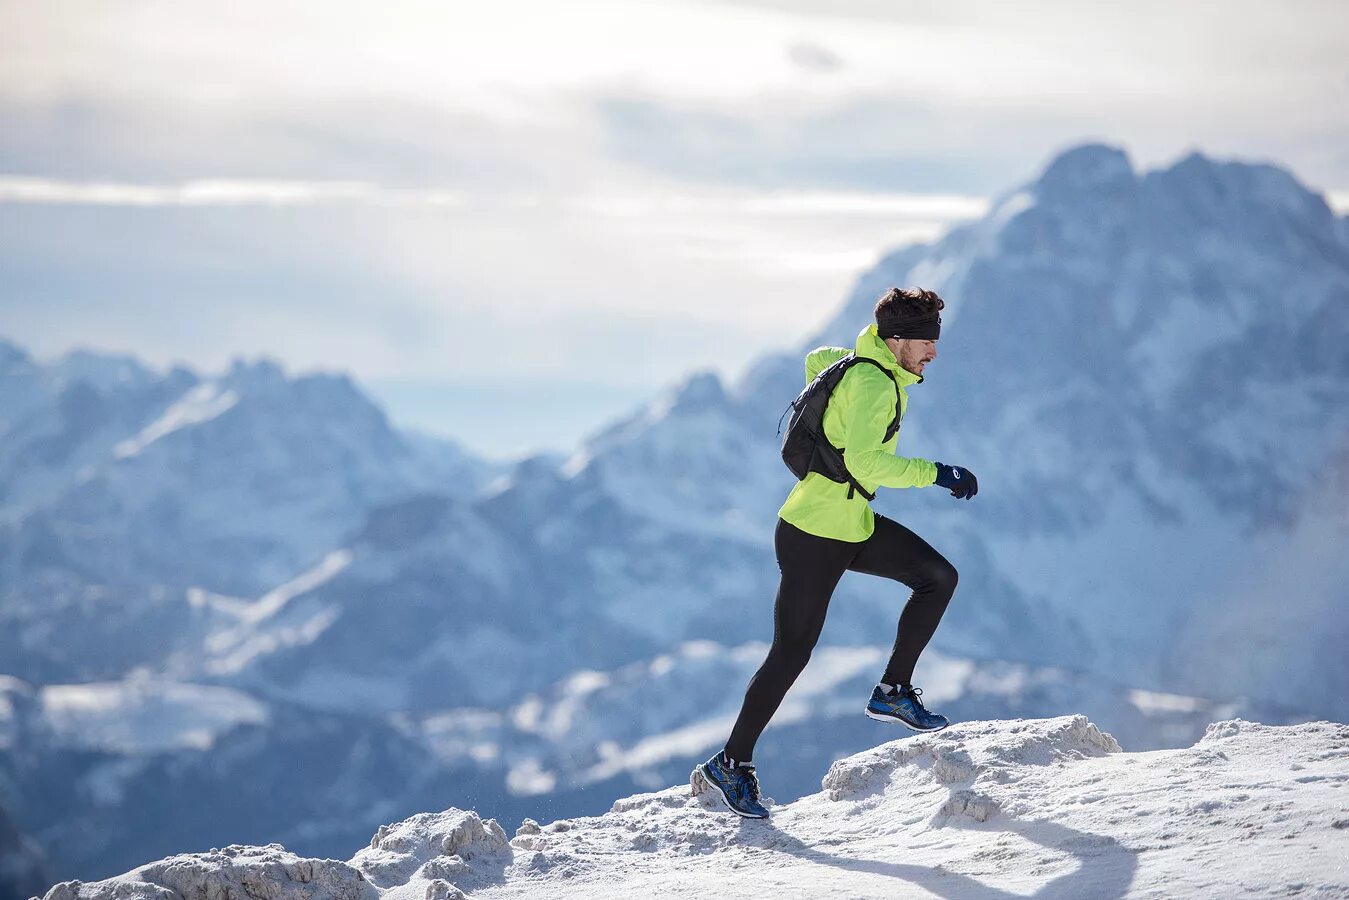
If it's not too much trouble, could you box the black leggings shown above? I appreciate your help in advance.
[724,515,958,762]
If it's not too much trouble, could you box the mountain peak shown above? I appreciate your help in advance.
[1148,148,1331,225]
[54,346,156,389]
[0,336,32,371]
[225,356,287,384]
[1035,143,1136,198]
[667,370,726,412]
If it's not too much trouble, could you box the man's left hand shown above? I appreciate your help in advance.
[933,463,978,500]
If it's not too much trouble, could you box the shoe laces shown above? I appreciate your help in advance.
[887,685,927,710]
[732,764,762,801]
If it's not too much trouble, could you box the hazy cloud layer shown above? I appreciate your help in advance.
[2,0,1346,458]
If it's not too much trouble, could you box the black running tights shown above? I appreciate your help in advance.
[723,515,957,762]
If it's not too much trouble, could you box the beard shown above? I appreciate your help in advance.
[899,346,928,375]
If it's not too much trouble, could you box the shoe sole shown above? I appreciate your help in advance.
[864,707,949,732]
[691,764,769,819]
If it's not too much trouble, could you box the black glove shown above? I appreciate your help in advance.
[933,462,978,500]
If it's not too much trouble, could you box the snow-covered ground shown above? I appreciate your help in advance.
[38,716,1349,900]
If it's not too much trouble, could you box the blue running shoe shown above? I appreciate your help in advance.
[865,683,950,732]
[692,751,770,819]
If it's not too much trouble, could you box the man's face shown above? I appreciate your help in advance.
[890,338,938,377]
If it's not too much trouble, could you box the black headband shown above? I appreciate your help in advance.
[877,312,941,341]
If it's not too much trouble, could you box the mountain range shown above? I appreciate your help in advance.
[3,142,1346,887]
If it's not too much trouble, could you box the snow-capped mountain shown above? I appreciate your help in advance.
[787,145,1349,711]
[0,342,501,684]
[181,374,806,711]
[34,716,1349,899]
[187,144,1349,718]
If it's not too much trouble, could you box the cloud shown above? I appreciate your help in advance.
[0,172,985,223]
[0,169,979,369]
[3,0,1347,459]
[5,2,1347,197]
[787,42,844,73]
[720,190,986,218]
[0,176,466,207]
[594,93,1063,193]
[8,1,1343,121]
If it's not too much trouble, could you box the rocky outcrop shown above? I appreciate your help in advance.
[41,845,377,900]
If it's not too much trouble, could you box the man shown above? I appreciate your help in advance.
[695,287,978,819]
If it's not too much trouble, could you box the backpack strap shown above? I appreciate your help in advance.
[845,473,873,501]
[848,357,901,431]
[839,358,901,499]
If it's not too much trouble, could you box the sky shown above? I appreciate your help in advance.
[2,0,1347,460]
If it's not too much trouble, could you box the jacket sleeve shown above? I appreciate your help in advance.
[837,368,938,489]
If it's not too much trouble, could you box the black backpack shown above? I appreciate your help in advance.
[777,353,901,501]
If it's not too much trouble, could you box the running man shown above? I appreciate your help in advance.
[695,287,978,819]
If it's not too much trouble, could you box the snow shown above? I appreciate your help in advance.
[112,382,239,459]
[202,549,352,675]
[353,810,509,900]
[205,606,343,677]
[237,549,353,626]
[582,712,740,784]
[1126,287,1248,398]
[518,670,611,737]
[42,716,1349,900]
[184,586,253,616]
[1128,688,1206,715]
[38,679,268,754]
[42,845,379,900]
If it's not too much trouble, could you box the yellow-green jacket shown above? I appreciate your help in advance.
[777,323,938,541]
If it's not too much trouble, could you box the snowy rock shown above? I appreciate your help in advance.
[41,880,175,900]
[40,844,377,900]
[821,714,1121,803]
[351,809,509,895]
[938,788,1001,822]
[421,880,464,900]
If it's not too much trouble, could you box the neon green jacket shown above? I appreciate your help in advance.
[777,323,938,542]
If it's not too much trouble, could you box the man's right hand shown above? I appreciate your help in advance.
[933,463,978,500]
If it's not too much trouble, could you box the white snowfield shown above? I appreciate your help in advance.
[38,717,1349,900]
